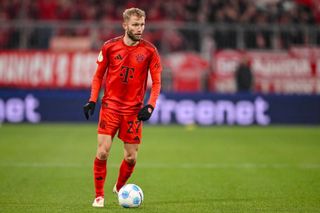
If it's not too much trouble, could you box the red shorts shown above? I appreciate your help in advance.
[97,108,143,144]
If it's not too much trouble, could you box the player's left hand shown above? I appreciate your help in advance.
[138,104,154,121]
[83,101,96,120]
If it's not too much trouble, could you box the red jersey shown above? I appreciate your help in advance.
[89,36,162,114]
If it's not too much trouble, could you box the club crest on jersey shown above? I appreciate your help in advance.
[97,51,103,62]
[136,54,145,63]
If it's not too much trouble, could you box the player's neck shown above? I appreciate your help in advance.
[123,35,140,46]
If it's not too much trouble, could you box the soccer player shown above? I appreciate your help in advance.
[83,8,162,208]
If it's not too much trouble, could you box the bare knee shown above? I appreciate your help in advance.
[124,154,137,165]
[96,135,112,160]
[97,148,109,160]
[123,143,139,165]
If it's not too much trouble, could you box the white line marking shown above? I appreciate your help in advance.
[0,162,319,169]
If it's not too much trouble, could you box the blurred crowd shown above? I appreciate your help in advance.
[0,0,319,50]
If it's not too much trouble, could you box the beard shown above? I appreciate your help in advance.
[127,30,141,42]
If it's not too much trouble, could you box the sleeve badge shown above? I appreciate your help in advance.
[97,51,103,62]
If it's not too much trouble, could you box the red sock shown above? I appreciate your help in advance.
[116,159,135,191]
[93,157,107,198]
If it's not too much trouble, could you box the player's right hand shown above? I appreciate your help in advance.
[83,101,96,120]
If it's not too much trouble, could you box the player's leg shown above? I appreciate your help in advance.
[93,109,120,207]
[115,115,142,192]
[94,134,113,198]
[115,143,139,192]
[92,134,113,207]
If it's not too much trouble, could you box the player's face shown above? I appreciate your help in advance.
[124,15,145,42]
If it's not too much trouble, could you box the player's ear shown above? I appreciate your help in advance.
[122,22,127,31]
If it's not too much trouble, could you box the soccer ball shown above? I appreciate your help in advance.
[118,184,144,208]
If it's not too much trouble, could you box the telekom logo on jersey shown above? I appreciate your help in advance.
[120,66,135,83]
[149,95,271,125]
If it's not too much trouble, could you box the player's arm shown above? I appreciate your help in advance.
[138,48,162,121]
[89,59,108,103]
[83,46,109,120]
[148,48,162,108]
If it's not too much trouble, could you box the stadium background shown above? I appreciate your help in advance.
[1,0,320,124]
[0,1,320,213]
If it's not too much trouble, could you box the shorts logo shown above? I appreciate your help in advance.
[99,120,106,129]
[134,136,140,142]
[136,54,145,63]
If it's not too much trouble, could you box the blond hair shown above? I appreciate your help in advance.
[123,8,146,22]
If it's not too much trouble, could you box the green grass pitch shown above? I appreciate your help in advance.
[0,124,320,213]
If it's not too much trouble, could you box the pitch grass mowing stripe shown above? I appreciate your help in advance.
[0,162,319,169]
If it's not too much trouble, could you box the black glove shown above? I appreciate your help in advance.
[83,101,96,120]
[138,104,154,121]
